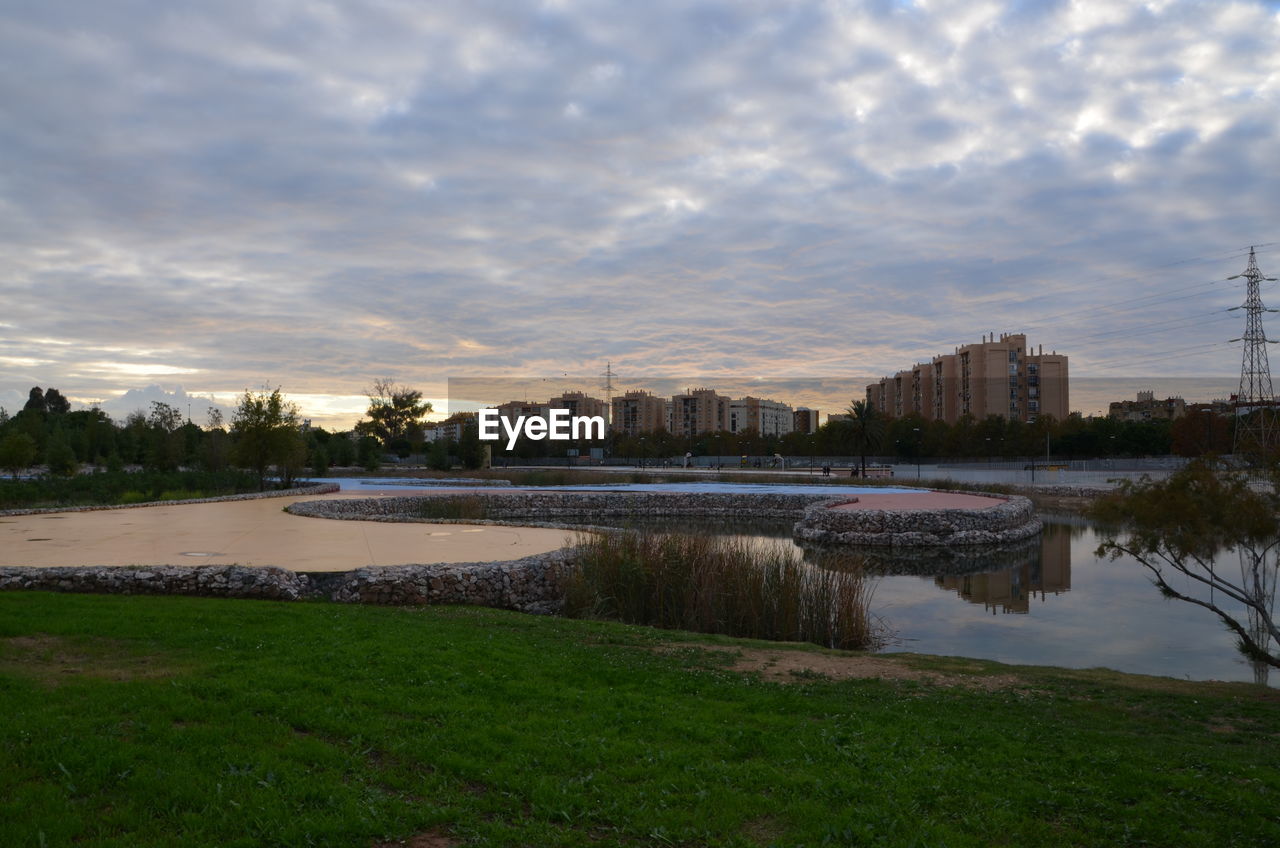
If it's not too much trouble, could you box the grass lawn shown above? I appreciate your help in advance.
[1,593,1277,847]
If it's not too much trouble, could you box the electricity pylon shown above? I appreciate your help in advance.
[1228,247,1279,458]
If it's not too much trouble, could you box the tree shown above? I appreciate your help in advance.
[230,388,302,490]
[23,387,45,415]
[0,433,37,478]
[1093,461,1280,672]
[45,430,78,477]
[845,399,885,478]
[44,388,71,415]
[355,379,431,447]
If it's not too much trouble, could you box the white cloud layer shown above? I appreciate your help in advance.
[2,0,1278,424]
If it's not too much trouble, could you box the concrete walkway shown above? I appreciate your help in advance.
[0,491,572,572]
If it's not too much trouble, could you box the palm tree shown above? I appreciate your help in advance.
[846,399,885,479]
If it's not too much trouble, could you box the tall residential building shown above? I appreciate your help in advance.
[670,388,727,437]
[547,391,608,420]
[495,400,549,429]
[793,407,820,434]
[610,390,668,435]
[868,332,1068,424]
[727,396,794,436]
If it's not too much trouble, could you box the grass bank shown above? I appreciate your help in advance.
[1,593,1276,847]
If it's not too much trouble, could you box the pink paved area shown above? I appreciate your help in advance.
[830,491,1006,511]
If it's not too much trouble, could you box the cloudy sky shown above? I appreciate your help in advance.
[2,0,1279,427]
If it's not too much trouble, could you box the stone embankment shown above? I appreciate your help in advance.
[0,549,572,614]
[288,490,1044,549]
[794,493,1042,547]
[287,490,837,522]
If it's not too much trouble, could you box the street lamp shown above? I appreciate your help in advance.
[639,436,646,469]
[913,427,921,479]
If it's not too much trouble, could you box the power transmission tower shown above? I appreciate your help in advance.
[1228,247,1280,458]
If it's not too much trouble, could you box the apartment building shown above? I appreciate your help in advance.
[726,396,794,436]
[793,407,820,434]
[547,391,608,420]
[868,332,1068,424]
[670,388,727,437]
[1109,391,1186,422]
[610,390,668,436]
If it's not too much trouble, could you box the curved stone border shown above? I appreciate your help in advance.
[0,482,341,517]
[0,549,573,614]
[287,490,846,522]
[794,493,1042,547]
[287,488,1043,550]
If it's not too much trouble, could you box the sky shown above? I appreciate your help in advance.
[2,0,1279,429]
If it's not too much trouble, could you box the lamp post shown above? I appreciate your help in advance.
[913,427,921,479]
[639,436,646,469]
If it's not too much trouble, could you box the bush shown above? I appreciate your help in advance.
[563,531,877,650]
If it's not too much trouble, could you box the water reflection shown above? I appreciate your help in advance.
[933,523,1071,615]
[558,512,1270,684]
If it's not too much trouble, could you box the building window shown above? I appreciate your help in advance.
[1008,350,1018,362]
[1028,363,1038,375]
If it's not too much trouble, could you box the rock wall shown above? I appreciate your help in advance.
[794,493,1042,547]
[0,550,572,614]
[286,491,842,522]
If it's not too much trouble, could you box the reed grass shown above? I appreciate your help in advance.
[563,530,877,650]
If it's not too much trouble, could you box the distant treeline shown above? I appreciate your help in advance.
[498,408,1233,462]
[0,386,1236,482]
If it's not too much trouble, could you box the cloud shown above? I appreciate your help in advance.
[1,0,1278,425]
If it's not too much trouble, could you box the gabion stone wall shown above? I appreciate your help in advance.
[793,494,1042,547]
[0,550,574,614]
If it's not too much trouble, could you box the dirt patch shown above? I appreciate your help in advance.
[373,830,459,848]
[658,643,1028,691]
[0,634,179,687]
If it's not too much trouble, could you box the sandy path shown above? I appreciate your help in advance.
[0,492,571,572]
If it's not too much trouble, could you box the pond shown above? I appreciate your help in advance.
[562,513,1273,686]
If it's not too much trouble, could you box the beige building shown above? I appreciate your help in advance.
[869,332,1068,424]
[610,390,668,436]
[727,396,794,436]
[1109,391,1186,422]
[670,388,727,437]
[547,391,608,420]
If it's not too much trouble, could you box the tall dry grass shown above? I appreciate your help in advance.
[563,531,877,650]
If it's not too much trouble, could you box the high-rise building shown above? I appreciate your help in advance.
[547,391,608,420]
[610,390,667,435]
[793,407,820,434]
[670,388,727,437]
[726,396,794,436]
[868,332,1068,423]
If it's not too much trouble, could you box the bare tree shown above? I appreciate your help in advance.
[1094,461,1280,669]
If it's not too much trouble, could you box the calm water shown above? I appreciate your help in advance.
[571,514,1273,686]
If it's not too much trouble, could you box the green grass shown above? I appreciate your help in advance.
[0,593,1276,847]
